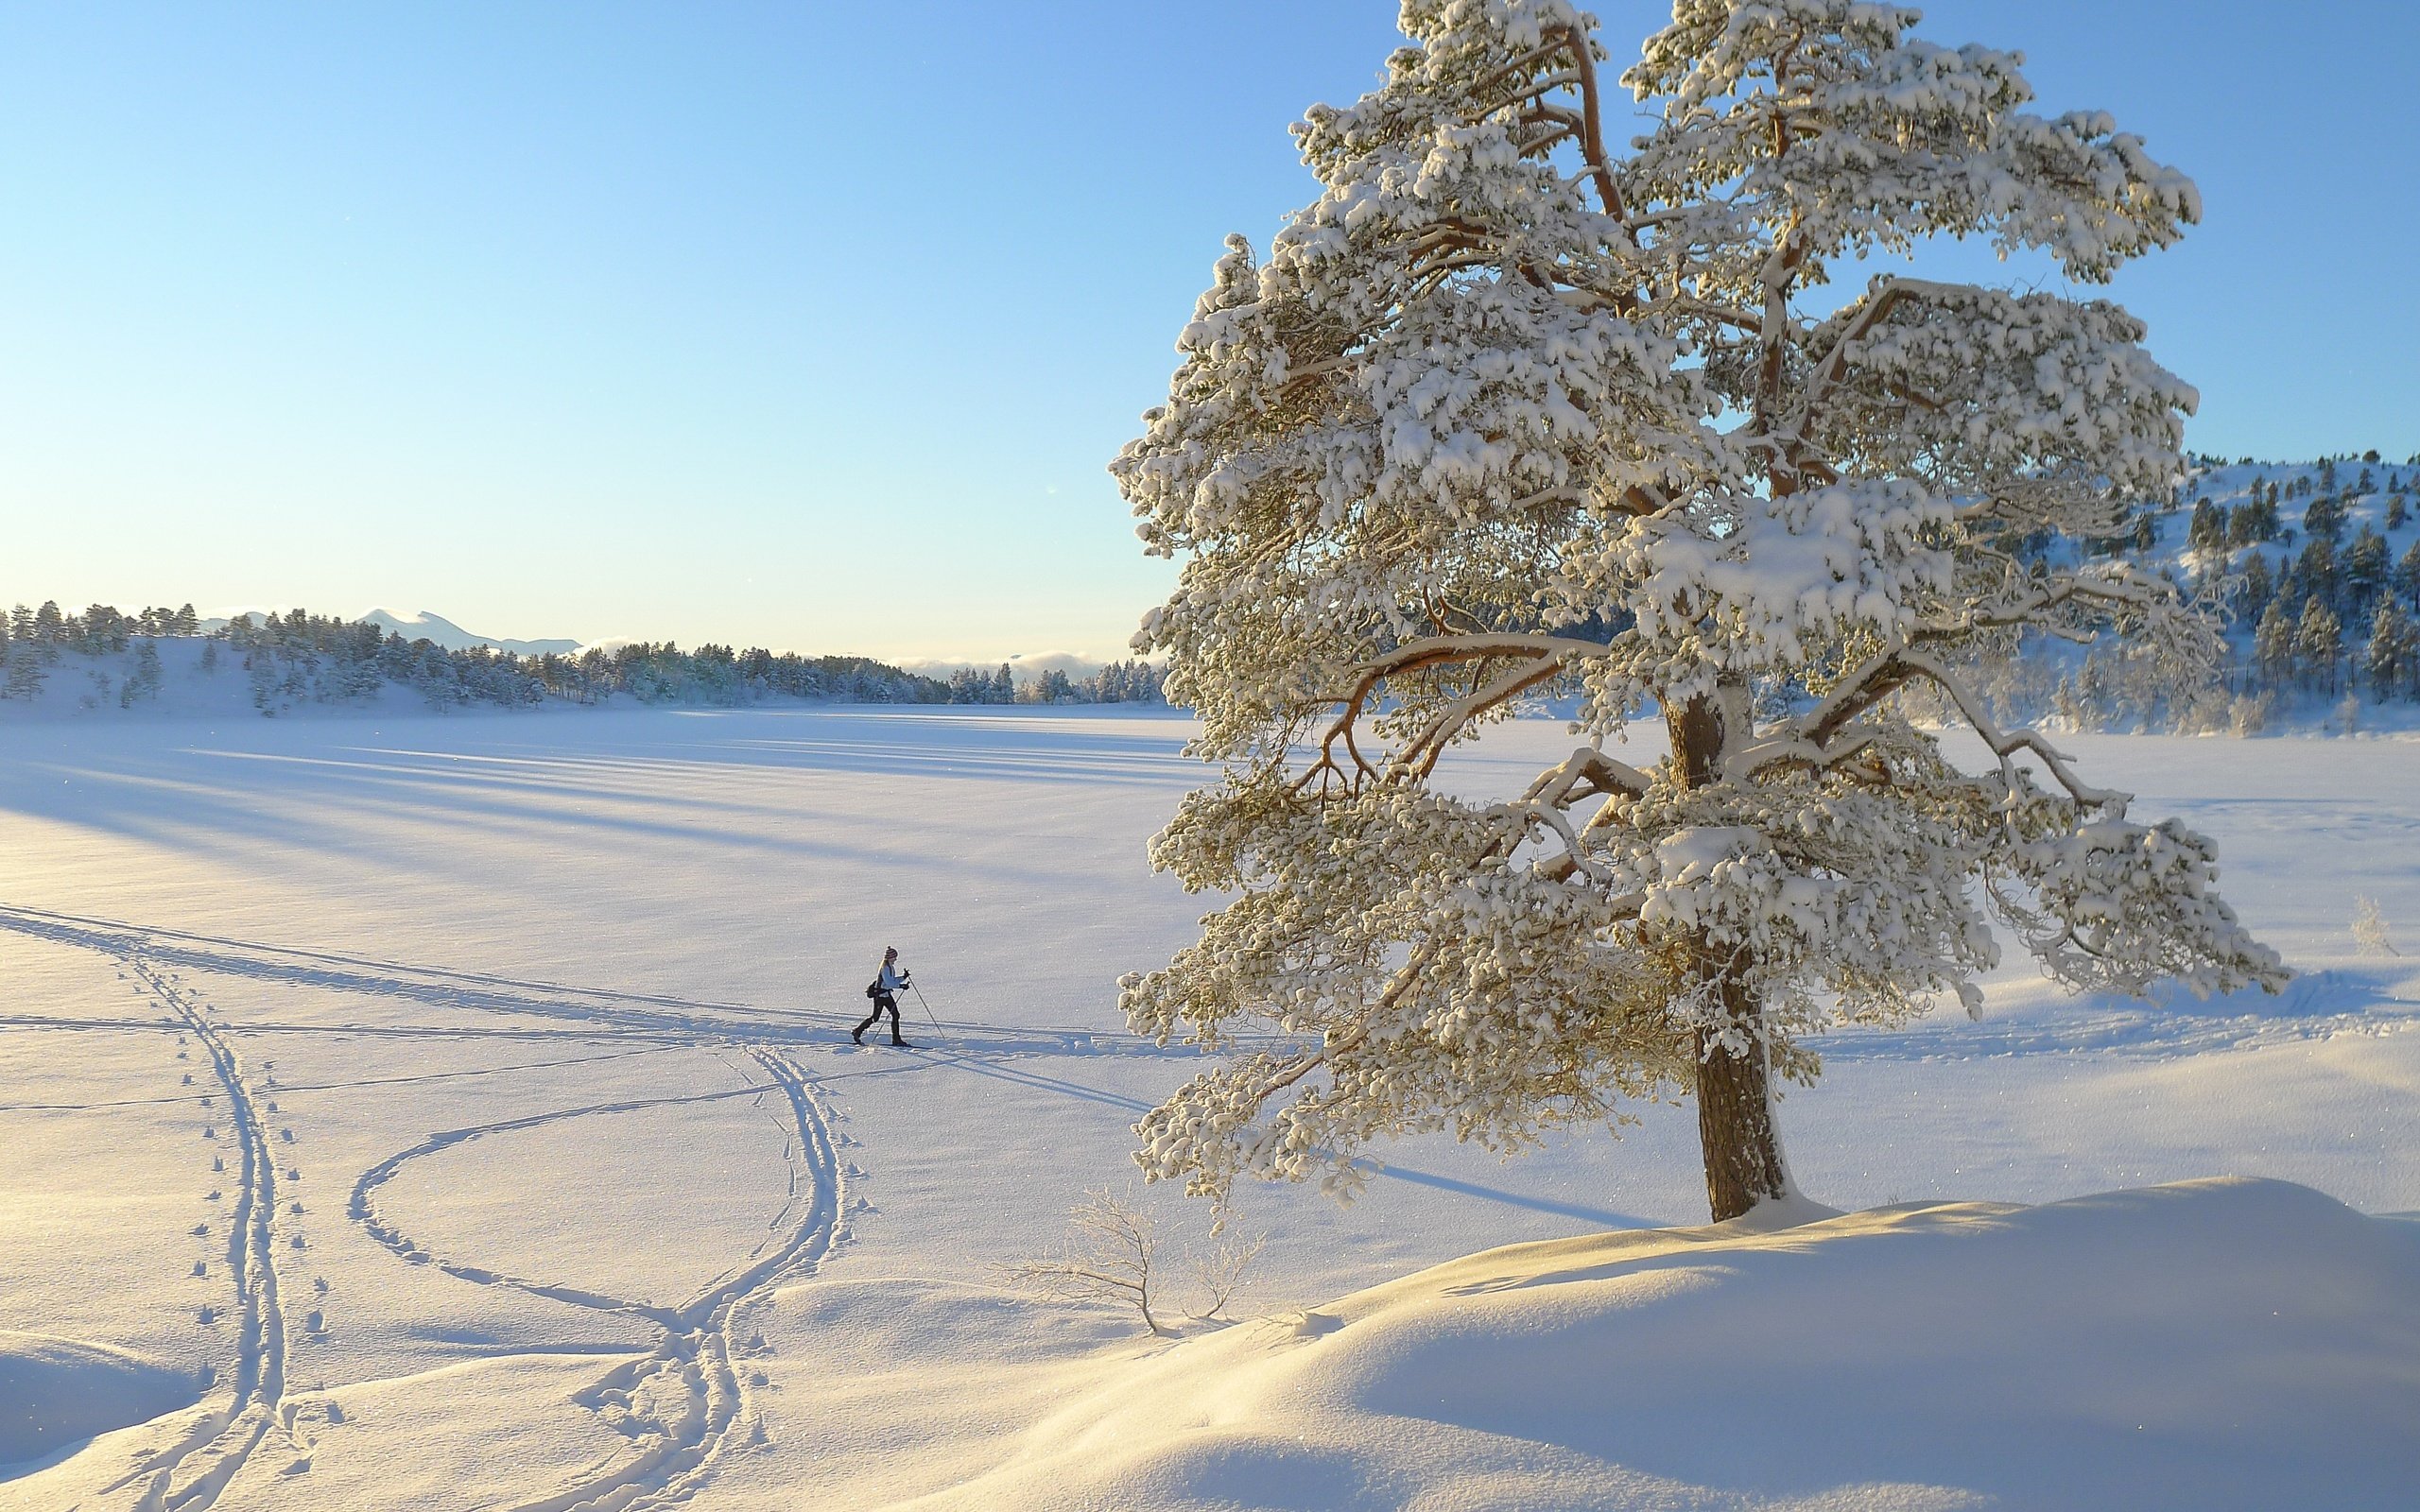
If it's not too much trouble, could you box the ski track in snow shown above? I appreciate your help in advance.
[102,955,293,1512]
[6,904,856,1512]
[0,902,1220,1061]
[342,1044,845,1512]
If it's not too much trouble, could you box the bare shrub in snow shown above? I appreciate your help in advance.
[1112,0,2286,1222]
[1187,1229,1269,1321]
[2352,897,2399,956]
[1005,1191,1268,1333]
[1003,1189,1170,1335]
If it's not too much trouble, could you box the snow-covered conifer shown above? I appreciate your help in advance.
[2396,539,2420,610]
[2364,600,2417,702]
[1114,0,2282,1220]
[2253,598,2296,687]
[3,645,44,701]
[2294,597,2342,696]
[2295,538,2340,616]
[2237,553,2275,629]
[2344,524,2389,613]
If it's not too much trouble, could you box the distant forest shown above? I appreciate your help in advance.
[14,444,2420,731]
[0,601,1167,713]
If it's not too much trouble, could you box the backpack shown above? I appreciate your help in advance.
[865,980,882,999]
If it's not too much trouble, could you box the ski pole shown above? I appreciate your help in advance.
[908,980,945,1038]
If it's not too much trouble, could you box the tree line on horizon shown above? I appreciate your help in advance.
[0,601,1167,713]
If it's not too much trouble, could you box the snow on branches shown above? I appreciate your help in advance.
[1113,0,2284,1221]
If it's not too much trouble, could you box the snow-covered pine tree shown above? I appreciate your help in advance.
[2,649,35,701]
[2254,598,2296,687]
[2364,600,2417,702]
[2344,524,2389,615]
[2238,553,2275,628]
[1112,0,2285,1220]
[2295,597,2342,696]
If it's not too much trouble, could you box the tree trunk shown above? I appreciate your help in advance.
[1668,690,1791,1222]
[1690,954,1789,1221]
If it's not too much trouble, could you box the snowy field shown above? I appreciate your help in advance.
[2,707,2415,1509]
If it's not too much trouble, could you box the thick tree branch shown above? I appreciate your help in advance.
[1791,277,1969,429]
[1293,634,1615,798]
[1835,649,2128,810]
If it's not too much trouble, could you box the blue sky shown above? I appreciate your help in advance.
[3,3,2412,661]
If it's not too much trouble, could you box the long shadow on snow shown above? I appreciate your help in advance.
[0,904,1239,1062]
[1807,967,2420,1063]
[919,1048,1651,1230]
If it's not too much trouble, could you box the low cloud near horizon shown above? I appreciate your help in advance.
[895,651,1114,684]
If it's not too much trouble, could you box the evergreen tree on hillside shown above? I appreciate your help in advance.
[2237,553,2274,628]
[2253,598,2296,686]
[2397,539,2420,610]
[2295,536,2340,610]
[2295,597,2343,696]
[2364,600,2418,702]
[1,645,42,701]
[2344,524,2390,615]
[247,648,282,714]
[1113,0,2278,1221]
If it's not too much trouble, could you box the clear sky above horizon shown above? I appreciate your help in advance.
[4,2,2414,662]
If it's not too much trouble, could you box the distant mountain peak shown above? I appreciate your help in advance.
[359,609,581,658]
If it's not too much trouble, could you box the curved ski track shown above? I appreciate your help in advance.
[349,1045,843,1512]
[101,956,295,1512]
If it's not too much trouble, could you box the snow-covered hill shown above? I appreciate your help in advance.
[826,1178,2419,1511]
[2040,450,2420,731]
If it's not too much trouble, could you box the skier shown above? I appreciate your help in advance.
[854,947,912,1047]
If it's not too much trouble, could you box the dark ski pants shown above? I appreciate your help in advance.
[856,992,905,1043]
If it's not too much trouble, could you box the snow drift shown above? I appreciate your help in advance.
[0,1332,199,1468]
[904,1178,2419,1511]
